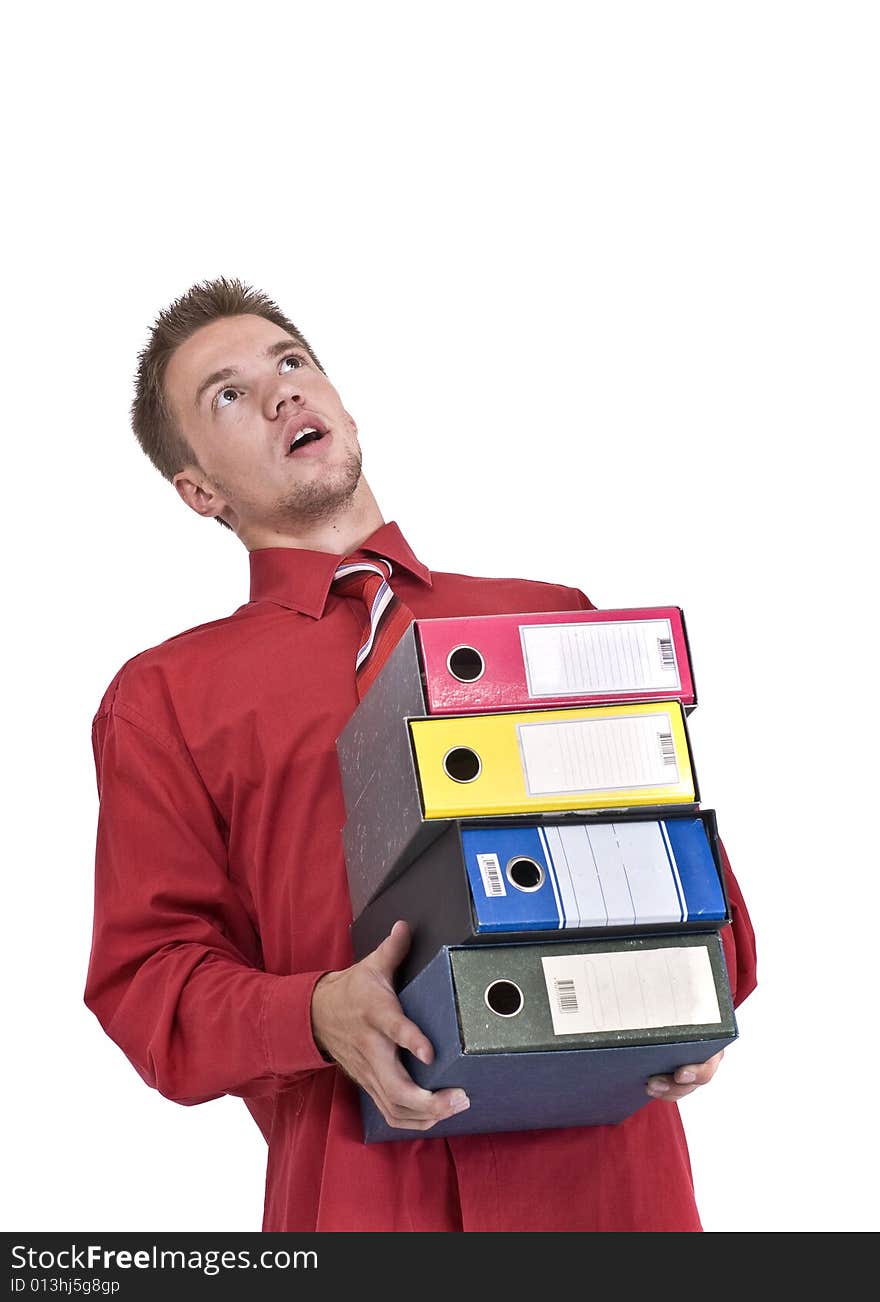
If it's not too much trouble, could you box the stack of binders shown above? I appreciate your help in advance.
[335,607,739,1142]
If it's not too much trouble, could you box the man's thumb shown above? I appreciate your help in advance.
[371,919,412,975]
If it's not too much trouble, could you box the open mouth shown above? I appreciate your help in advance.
[288,426,326,454]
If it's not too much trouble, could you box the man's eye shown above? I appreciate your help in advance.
[216,388,239,409]
[280,354,305,372]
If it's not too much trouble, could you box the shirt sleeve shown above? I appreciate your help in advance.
[715,836,758,1008]
[84,699,333,1108]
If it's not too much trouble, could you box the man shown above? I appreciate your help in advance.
[85,277,757,1232]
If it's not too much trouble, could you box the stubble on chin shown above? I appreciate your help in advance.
[273,446,364,525]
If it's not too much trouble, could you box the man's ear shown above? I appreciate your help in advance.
[173,467,229,520]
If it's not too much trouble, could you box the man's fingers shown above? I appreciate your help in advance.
[346,1010,466,1129]
[646,1050,725,1101]
[349,961,434,1064]
[379,1087,471,1130]
[366,1057,470,1129]
[384,1007,435,1065]
[672,1049,724,1087]
[682,1049,724,1082]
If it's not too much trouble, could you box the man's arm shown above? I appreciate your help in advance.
[85,701,333,1105]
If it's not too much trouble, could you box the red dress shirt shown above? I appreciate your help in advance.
[85,521,757,1233]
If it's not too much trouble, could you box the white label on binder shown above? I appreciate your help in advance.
[476,852,506,898]
[543,821,686,928]
[520,619,681,698]
[541,946,721,1036]
[517,712,679,796]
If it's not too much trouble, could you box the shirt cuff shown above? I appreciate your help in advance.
[262,970,335,1077]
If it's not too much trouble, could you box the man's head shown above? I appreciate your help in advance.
[133,277,366,546]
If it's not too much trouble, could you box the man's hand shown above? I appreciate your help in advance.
[310,919,470,1130]
[646,1049,725,1102]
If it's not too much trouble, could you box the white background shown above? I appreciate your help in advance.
[3,1,878,1234]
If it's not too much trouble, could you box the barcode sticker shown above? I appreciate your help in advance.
[658,731,677,766]
[658,637,675,669]
[554,978,580,1014]
[477,852,506,898]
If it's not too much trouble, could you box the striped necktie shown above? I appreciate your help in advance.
[331,553,415,699]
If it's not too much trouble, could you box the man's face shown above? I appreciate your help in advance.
[164,313,363,537]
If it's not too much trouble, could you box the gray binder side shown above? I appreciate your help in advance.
[336,623,447,916]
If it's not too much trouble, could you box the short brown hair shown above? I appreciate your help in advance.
[132,277,324,529]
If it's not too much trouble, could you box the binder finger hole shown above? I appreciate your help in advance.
[484,980,524,1018]
[442,746,482,783]
[506,856,545,892]
[446,645,485,683]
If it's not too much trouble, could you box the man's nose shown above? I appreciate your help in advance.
[265,374,305,418]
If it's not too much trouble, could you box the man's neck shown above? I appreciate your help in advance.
[238,480,386,556]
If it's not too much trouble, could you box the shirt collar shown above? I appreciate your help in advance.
[248,520,433,618]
